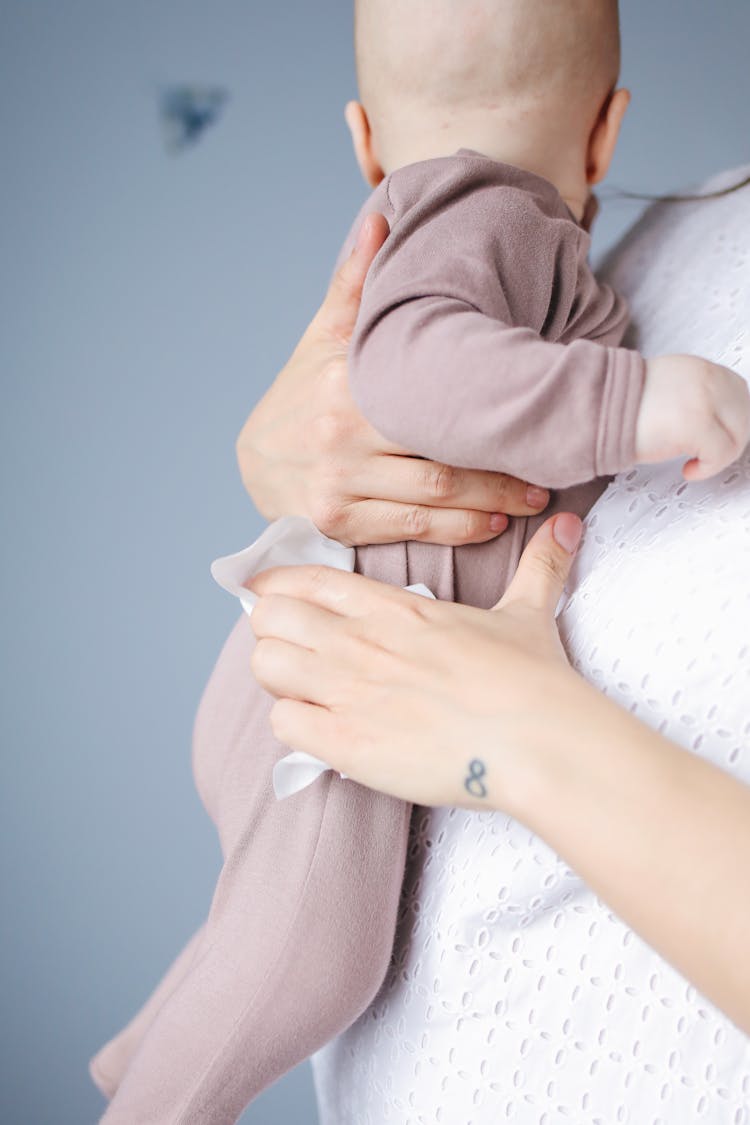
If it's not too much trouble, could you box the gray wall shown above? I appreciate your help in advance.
[2,2,748,1122]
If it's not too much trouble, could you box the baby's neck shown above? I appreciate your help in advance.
[382,114,588,222]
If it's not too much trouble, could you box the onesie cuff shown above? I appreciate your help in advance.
[595,347,647,476]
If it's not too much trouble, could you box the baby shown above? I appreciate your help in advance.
[91,1,750,1121]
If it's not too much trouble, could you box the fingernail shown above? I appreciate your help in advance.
[490,513,508,532]
[552,514,583,555]
[526,486,550,509]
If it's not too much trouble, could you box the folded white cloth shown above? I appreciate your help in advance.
[210,515,356,614]
[211,516,434,798]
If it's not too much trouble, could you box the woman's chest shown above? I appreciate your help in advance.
[559,450,750,785]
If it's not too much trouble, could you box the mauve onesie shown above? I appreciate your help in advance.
[91,150,646,1123]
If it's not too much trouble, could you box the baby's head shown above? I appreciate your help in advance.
[347,0,629,220]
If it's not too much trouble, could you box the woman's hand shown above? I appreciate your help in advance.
[249,515,750,1033]
[248,512,585,809]
[236,214,550,548]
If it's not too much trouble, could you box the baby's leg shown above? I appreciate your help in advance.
[88,616,251,1099]
[89,924,205,1099]
[99,619,411,1124]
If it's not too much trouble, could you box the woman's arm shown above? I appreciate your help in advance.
[248,515,750,1034]
[519,653,750,1039]
[235,213,550,547]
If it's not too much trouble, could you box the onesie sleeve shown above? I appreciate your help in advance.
[348,168,646,488]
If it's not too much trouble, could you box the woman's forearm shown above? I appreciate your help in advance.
[510,675,750,1033]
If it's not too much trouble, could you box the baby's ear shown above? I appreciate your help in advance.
[345,101,385,188]
[586,87,630,186]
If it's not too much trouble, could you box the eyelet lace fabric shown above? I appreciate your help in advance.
[312,169,750,1125]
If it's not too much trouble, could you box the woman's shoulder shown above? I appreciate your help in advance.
[598,165,750,365]
[602,164,750,281]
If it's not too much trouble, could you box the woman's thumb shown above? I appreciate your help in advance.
[319,213,390,341]
[493,513,583,615]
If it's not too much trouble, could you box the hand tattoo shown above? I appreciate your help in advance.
[464,759,488,800]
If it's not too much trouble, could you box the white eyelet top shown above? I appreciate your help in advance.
[312,169,750,1125]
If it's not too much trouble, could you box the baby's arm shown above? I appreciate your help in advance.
[350,291,645,490]
[350,183,749,487]
[348,181,644,488]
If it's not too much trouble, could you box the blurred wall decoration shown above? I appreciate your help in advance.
[160,85,229,151]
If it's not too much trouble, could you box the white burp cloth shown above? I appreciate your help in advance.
[211,516,435,798]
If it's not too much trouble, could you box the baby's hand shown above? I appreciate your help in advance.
[636,355,750,480]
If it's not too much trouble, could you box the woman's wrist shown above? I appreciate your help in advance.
[488,665,601,821]
[501,665,673,835]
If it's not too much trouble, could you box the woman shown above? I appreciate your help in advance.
[241,168,750,1122]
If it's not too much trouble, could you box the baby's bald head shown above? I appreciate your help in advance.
[353,0,621,174]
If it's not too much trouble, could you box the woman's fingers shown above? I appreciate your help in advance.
[494,514,582,615]
[315,213,390,344]
[250,564,424,620]
[251,593,350,652]
[354,457,550,518]
[326,498,507,547]
[315,464,550,547]
[269,699,344,759]
[252,638,331,703]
